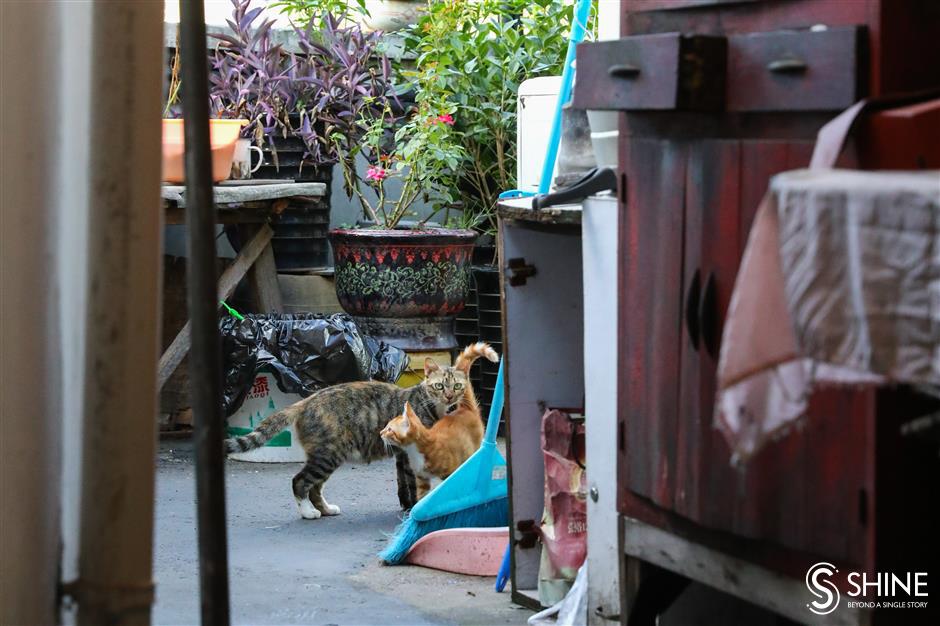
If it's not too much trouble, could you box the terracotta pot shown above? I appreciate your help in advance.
[161,119,246,183]
[330,227,476,350]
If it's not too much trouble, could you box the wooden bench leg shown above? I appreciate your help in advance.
[239,223,283,314]
[157,223,275,390]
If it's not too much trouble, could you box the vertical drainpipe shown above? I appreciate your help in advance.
[74,2,164,624]
[178,1,232,623]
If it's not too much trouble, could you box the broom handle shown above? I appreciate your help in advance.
[483,359,505,445]
[537,0,593,195]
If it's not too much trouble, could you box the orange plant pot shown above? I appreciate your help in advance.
[161,119,247,183]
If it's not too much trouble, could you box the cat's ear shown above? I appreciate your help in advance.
[400,404,412,434]
[404,402,419,421]
[424,357,440,376]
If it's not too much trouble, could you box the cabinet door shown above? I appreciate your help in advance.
[618,138,687,508]
[675,140,741,528]
[677,139,873,566]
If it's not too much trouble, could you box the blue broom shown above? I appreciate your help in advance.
[379,360,508,564]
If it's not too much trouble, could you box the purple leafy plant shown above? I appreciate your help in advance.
[208,0,398,170]
[290,12,397,173]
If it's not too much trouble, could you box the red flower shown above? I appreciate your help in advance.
[436,113,455,126]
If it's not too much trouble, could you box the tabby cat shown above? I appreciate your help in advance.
[224,342,496,518]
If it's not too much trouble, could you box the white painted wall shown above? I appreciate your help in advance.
[56,2,93,602]
[164,0,294,27]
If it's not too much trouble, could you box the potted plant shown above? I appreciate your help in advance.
[401,0,580,238]
[328,96,476,351]
[207,1,396,269]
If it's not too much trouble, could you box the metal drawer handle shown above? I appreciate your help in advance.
[608,63,641,78]
[767,57,808,74]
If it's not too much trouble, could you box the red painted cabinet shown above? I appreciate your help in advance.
[576,0,940,622]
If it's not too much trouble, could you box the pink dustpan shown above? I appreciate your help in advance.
[404,527,509,576]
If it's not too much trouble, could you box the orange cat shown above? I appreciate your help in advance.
[380,342,497,499]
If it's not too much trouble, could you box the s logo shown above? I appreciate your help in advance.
[806,562,840,615]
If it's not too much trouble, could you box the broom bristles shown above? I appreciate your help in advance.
[379,497,508,564]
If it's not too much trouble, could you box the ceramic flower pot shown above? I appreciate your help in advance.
[330,228,476,351]
[161,118,246,183]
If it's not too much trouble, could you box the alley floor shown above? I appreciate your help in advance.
[154,440,531,625]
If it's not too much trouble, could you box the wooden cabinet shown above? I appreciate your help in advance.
[574,0,940,623]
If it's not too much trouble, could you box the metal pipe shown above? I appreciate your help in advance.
[178,1,231,624]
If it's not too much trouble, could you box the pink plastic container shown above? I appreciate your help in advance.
[405,527,509,576]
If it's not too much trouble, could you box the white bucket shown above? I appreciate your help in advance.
[226,371,307,463]
[585,110,619,170]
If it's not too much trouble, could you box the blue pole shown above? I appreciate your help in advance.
[537,0,593,195]
[483,359,505,445]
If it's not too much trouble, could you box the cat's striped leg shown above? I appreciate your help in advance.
[309,483,341,516]
[395,451,417,510]
[416,475,432,501]
[292,462,322,519]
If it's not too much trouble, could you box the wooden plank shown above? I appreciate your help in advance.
[496,201,582,226]
[164,203,272,226]
[160,181,326,206]
[621,516,870,626]
[157,224,274,389]
[238,224,283,313]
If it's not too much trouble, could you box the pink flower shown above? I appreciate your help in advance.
[365,165,387,182]
[436,113,455,126]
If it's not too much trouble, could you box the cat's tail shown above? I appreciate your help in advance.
[224,404,302,454]
[455,341,499,373]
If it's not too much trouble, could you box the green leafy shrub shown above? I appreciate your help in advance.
[402,0,591,233]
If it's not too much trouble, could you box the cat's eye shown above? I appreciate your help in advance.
[434,383,444,390]
[454,383,463,390]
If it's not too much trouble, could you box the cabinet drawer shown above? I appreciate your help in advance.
[573,33,726,111]
[727,26,864,111]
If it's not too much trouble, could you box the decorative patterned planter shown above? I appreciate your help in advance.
[330,228,476,351]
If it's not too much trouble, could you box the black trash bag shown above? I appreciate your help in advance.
[220,313,408,416]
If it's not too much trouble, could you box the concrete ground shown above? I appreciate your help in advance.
[154,440,533,625]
